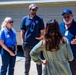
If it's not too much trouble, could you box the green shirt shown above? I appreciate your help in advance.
[30,38,73,75]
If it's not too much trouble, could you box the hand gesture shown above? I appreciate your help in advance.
[9,51,15,56]
[71,36,76,44]
[42,60,47,65]
[36,36,44,40]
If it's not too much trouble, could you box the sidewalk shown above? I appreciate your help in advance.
[0,51,43,75]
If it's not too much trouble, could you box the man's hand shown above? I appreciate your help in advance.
[71,36,76,44]
[36,36,44,40]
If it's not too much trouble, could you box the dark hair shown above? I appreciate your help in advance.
[44,19,65,51]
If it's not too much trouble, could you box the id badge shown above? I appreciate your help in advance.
[65,31,68,36]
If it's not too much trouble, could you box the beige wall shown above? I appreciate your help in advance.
[0,3,76,45]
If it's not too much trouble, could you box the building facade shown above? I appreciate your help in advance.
[0,0,76,45]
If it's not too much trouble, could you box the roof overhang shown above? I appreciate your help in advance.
[0,0,76,6]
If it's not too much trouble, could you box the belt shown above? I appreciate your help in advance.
[8,46,15,51]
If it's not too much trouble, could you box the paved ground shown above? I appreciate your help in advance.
[0,51,44,75]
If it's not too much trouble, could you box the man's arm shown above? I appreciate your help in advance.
[40,29,44,36]
[20,30,25,44]
[36,29,44,40]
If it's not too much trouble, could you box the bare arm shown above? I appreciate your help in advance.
[20,30,25,44]
[0,40,15,56]
[40,29,44,36]
[36,29,44,40]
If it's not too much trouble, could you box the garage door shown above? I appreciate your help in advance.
[0,4,76,45]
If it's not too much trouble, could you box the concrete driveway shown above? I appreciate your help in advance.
[0,51,43,75]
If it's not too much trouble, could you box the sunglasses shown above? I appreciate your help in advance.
[46,19,55,25]
[8,21,14,23]
[32,9,37,11]
[63,16,70,19]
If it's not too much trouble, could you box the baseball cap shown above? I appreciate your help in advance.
[29,4,38,9]
[62,9,72,15]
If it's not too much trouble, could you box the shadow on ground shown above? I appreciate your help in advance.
[17,50,24,57]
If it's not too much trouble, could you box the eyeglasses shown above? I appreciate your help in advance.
[8,21,14,23]
[63,16,70,19]
[32,9,37,11]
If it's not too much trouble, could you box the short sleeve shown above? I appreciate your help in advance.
[0,30,5,40]
[20,17,26,30]
[39,18,44,30]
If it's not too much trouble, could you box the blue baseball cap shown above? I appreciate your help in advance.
[62,9,72,15]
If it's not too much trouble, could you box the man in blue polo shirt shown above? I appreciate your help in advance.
[20,4,44,75]
[59,9,76,75]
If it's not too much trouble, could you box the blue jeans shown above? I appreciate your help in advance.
[1,48,16,75]
[22,45,42,75]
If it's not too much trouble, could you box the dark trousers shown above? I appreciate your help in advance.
[22,45,42,75]
[69,57,76,75]
[1,49,16,75]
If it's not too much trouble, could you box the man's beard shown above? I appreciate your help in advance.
[63,18,73,25]
[31,13,36,16]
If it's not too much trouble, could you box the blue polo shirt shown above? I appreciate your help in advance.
[0,27,17,47]
[20,15,44,47]
[59,20,76,56]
